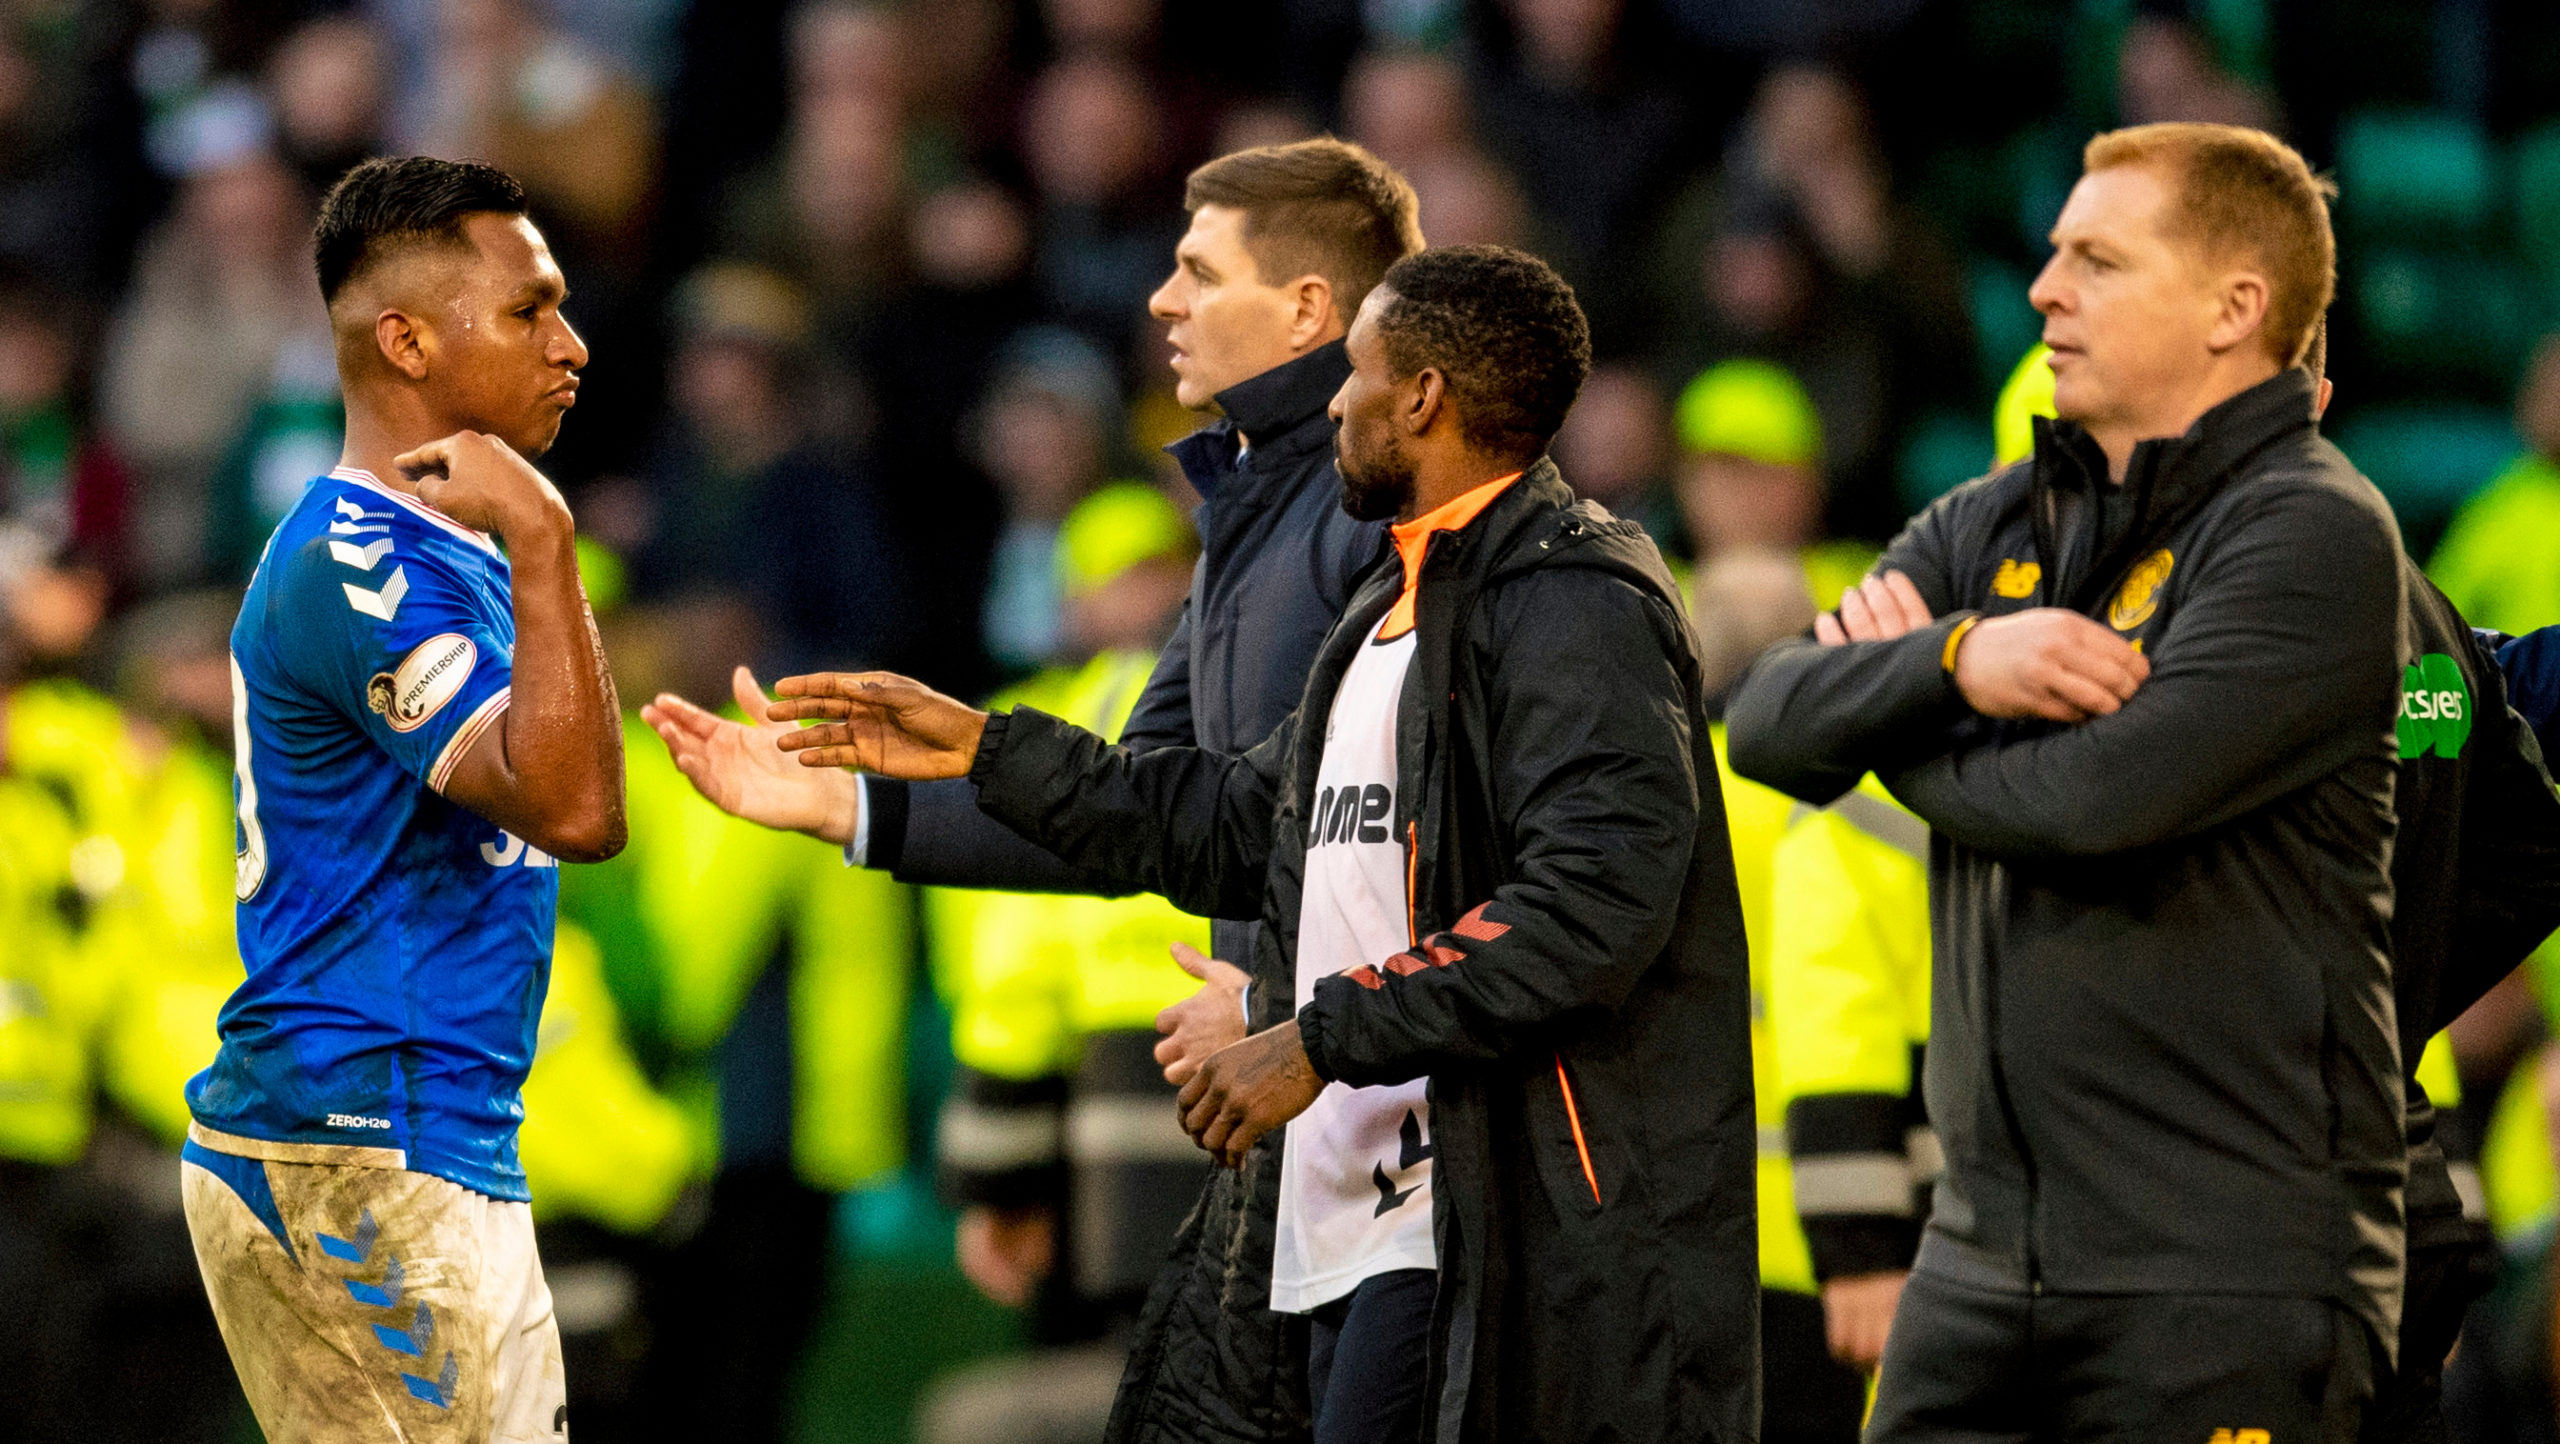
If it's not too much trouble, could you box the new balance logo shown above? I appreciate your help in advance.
[2205,1431,2270,1444]
[344,566,410,621]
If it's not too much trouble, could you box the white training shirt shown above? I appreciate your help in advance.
[1271,617,1436,1313]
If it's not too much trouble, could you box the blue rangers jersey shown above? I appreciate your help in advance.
[189,465,557,1200]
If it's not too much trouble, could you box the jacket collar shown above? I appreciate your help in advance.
[2033,366,2318,505]
[1165,341,1351,500]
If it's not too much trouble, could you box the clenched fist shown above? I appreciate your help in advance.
[393,430,570,546]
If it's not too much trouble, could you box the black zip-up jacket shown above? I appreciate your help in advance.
[2392,570,2560,1256]
[866,345,1385,1239]
[1728,370,2409,1349]
[968,462,1760,1444]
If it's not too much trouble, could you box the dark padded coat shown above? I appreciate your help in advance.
[1729,369,2410,1350]
[968,462,1761,1444]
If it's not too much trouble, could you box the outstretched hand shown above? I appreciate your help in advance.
[1178,1020,1325,1169]
[1155,942,1250,1086]
[766,671,991,779]
[641,666,860,844]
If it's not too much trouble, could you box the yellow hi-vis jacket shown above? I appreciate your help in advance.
[1768,778,1935,1283]
[557,716,916,1201]
[0,680,225,1164]
[928,648,1209,1207]
[1712,726,1821,1295]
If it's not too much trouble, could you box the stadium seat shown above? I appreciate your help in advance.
[2328,403,2519,542]
[2512,119,2560,283]
[2336,110,2496,242]
[1896,408,1996,515]
[2349,247,2543,388]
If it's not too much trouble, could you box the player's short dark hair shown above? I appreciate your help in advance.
[1372,245,1592,461]
[313,156,528,304]
[1183,138,1423,316]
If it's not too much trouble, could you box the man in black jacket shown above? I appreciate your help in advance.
[1800,320,2560,1441]
[644,139,1417,1343]
[1730,123,2403,1439]
[760,246,1759,1444]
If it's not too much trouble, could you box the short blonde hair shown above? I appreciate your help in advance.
[2082,122,2337,367]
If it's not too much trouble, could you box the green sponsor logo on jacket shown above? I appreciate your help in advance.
[2399,653,2471,760]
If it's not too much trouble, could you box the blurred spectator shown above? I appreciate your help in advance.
[624,261,914,675]
[1469,0,1692,330]
[721,88,909,329]
[98,143,320,586]
[1719,64,1975,539]
[971,327,1121,672]
[903,0,1019,162]
[1342,47,1472,174]
[1019,54,1186,351]
[1552,360,1678,548]
[0,279,131,589]
[0,28,121,301]
[2117,14,2278,130]
[1212,96,1318,156]
[411,0,659,271]
[264,16,388,196]
[1671,357,1874,607]
[2431,334,2560,636]
[1405,146,1532,248]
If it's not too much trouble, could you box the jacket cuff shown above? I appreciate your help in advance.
[862,777,910,872]
[1294,1000,1340,1083]
[966,709,1013,786]
[1803,1215,1923,1282]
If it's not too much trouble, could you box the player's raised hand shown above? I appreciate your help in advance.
[1950,609,2150,723]
[641,666,861,844]
[393,430,569,544]
[767,671,990,777]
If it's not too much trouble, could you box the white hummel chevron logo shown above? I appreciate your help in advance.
[330,498,392,536]
[329,537,395,570]
[343,565,410,620]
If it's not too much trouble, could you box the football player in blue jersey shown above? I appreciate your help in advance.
[179,156,624,1444]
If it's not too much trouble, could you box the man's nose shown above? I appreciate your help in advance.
[2026,258,2066,316]
[1148,275,1184,320]
[555,320,591,369]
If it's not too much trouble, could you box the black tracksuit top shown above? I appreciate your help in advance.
[1730,369,2407,1350]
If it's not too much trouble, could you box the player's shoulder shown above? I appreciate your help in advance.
[261,470,502,608]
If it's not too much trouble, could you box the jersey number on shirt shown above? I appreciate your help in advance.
[230,651,269,901]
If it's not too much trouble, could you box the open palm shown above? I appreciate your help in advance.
[641,666,859,842]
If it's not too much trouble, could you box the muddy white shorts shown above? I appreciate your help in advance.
[181,1123,569,1443]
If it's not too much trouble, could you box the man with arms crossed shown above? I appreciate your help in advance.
[749,246,1758,1444]
[1730,123,2404,1439]
[184,157,624,1442]
[648,139,1420,1438]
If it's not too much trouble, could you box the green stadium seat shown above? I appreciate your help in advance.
[1968,260,2042,397]
[1897,408,1997,515]
[2328,403,2518,541]
[2512,120,2560,282]
[2349,246,2543,387]
[2337,110,2496,241]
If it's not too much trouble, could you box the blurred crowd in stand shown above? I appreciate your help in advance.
[24,0,2560,1440]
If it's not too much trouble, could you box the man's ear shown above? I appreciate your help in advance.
[374,308,432,382]
[2206,271,2272,357]
[1288,274,1339,352]
[1405,368,1445,437]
